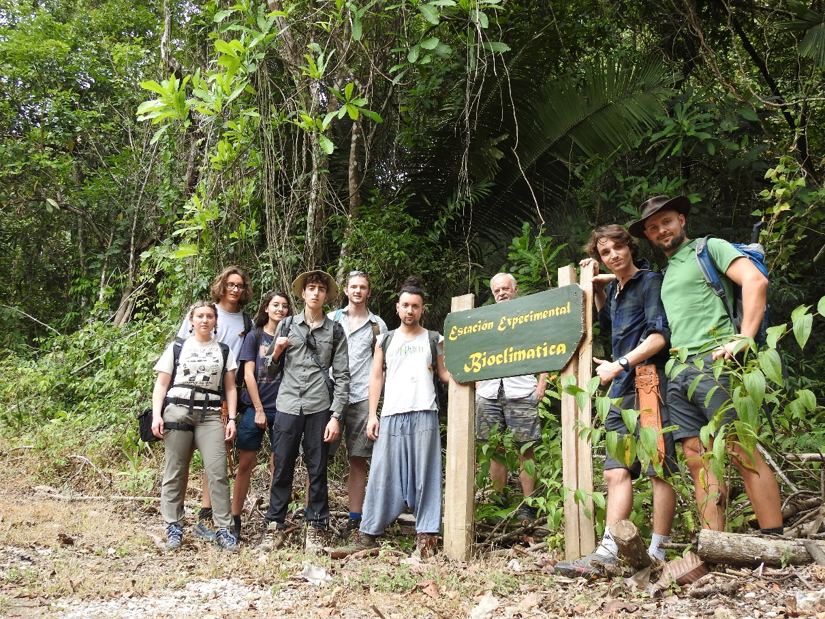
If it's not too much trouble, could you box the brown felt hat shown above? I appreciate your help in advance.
[291,270,339,299]
[628,195,692,238]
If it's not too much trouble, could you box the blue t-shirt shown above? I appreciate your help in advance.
[239,328,281,411]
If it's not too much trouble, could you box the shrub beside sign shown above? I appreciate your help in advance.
[443,285,585,383]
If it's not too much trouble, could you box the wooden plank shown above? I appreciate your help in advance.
[557,265,582,560]
[576,263,596,556]
[443,293,476,561]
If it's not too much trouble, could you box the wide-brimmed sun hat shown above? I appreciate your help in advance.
[628,195,692,238]
[291,270,339,299]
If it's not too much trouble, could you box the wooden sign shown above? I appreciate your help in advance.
[443,286,585,382]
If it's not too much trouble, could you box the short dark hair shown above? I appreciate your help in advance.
[304,272,328,291]
[583,225,639,263]
[398,276,425,302]
[211,266,253,307]
[254,290,292,328]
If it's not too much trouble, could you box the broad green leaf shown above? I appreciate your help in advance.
[687,373,704,400]
[740,107,758,121]
[797,389,816,412]
[592,491,606,509]
[171,244,199,259]
[765,324,786,349]
[758,348,784,385]
[139,80,166,95]
[605,431,618,462]
[420,37,439,50]
[620,408,637,434]
[595,396,611,422]
[791,304,813,349]
[345,81,354,101]
[586,375,600,395]
[418,3,439,24]
[407,45,420,63]
[352,17,362,41]
[214,9,234,22]
[318,134,334,154]
[743,369,765,407]
[483,41,511,53]
[818,295,825,317]
[575,390,587,412]
[346,104,359,120]
[361,109,383,123]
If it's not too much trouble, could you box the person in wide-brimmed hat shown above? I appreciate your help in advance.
[634,194,783,537]
[258,269,349,555]
[627,195,691,238]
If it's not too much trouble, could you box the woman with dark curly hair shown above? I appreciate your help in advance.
[230,290,292,541]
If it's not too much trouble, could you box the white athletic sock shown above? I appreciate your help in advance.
[648,533,670,561]
[596,527,619,557]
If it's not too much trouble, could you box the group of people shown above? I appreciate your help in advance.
[149,193,783,565]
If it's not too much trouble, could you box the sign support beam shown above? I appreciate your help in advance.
[558,266,596,560]
[443,293,476,561]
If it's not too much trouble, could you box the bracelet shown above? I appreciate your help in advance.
[229,417,236,421]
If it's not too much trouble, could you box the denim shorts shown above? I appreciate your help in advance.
[235,406,277,452]
[475,393,541,445]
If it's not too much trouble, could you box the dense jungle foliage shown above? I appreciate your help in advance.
[1,0,824,545]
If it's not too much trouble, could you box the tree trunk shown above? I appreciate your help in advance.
[697,529,824,567]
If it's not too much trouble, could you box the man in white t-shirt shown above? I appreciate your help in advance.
[330,277,451,560]
[475,273,547,522]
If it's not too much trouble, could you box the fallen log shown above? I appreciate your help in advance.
[698,529,825,567]
[611,520,651,569]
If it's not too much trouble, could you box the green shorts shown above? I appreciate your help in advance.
[475,394,541,445]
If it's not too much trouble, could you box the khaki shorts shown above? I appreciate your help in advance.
[475,394,541,445]
[328,399,374,459]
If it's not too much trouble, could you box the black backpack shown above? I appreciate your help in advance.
[379,329,446,413]
[138,338,230,443]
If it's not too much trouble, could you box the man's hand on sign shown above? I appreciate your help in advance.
[579,258,615,294]
[593,357,623,385]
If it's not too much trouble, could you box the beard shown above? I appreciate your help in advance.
[654,231,686,253]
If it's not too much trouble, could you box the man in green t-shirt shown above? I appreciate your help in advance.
[629,195,782,534]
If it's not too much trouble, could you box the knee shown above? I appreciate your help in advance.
[604,468,630,486]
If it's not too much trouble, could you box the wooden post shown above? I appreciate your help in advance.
[443,293,476,561]
[558,266,595,560]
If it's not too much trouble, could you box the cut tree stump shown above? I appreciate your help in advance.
[697,529,825,567]
[611,520,652,569]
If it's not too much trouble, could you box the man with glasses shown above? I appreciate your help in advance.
[328,271,388,539]
[258,270,350,554]
[176,266,254,542]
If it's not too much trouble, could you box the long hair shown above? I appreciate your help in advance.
[254,290,292,328]
[210,266,253,308]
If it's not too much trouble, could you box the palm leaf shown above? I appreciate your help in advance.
[776,0,825,68]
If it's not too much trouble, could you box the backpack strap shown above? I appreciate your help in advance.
[380,330,395,371]
[242,312,254,337]
[334,308,343,322]
[695,236,737,331]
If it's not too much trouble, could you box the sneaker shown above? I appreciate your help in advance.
[258,521,286,552]
[412,533,438,560]
[554,549,617,579]
[193,519,217,542]
[305,526,327,555]
[342,517,361,541]
[329,530,379,559]
[515,504,539,524]
[165,523,183,552]
[215,528,238,552]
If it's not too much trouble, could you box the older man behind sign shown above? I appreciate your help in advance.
[475,273,547,522]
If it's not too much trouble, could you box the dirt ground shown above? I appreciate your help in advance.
[1,451,824,618]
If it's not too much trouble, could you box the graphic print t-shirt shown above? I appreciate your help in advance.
[154,338,238,411]
[238,329,281,410]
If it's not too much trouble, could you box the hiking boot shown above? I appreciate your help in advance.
[305,526,327,555]
[412,533,438,560]
[193,519,217,542]
[215,528,238,553]
[258,521,286,552]
[165,523,183,552]
[515,504,539,524]
[554,549,617,580]
[342,517,361,541]
[329,530,379,559]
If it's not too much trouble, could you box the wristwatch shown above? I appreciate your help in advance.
[331,412,342,421]
[618,357,630,371]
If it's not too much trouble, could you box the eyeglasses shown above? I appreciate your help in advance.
[226,283,247,291]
